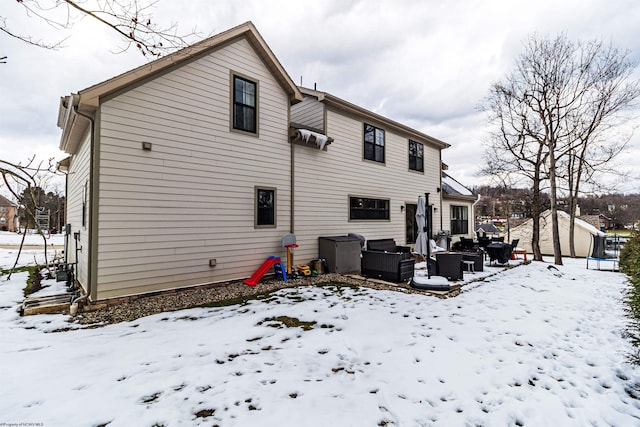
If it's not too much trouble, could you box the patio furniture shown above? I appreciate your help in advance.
[486,242,513,265]
[361,238,415,282]
[319,235,362,273]
[435,252,464,281]
[462,252,484,272]
[459,237,477,252]
[509,239,527,261]
[462,260,475,273]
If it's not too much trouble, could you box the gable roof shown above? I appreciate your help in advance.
[58,21,303,154]
[0,194,17,207]
[299,87,450,150]
[441,171,475,201]
[475,222,501,234]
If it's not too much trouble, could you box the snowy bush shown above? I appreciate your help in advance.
[620,229,640,283]
[620,229,640,364]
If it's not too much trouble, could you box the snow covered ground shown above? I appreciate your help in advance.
[0,231,65,270]
[1,241,640,426]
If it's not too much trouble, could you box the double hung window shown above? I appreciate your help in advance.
[363,124,385,163]
[451,205,469,235]
[233,75,257,133]
[409,140,424,172]
[255,187,276,228]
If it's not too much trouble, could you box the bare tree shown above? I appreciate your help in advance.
[556,40,640,256]
[1,0,197,57]
[483,33,639,264]
[481,59,551,262]
[0,157,61,278]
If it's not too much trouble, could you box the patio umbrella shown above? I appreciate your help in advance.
[413,196,427,256]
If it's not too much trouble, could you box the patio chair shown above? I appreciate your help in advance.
[459,237,477,252]
[435,252,464,281]
[510,239,527,261]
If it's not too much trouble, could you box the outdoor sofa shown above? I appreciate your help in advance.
[361,238,415,282]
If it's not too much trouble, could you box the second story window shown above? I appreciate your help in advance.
[233,75,257,133]
[364,123,385,163]
[409,140,424,172]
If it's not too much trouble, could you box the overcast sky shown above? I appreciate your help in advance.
[2,0,639,195]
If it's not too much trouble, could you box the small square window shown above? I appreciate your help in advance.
[255,187,276,228]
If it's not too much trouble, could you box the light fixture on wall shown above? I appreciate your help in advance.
[142,141,152,151]
[400,205,404,212]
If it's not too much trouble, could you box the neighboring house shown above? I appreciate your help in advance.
[509,210,604,258]
[475,222,501,237]
[57,22,451,302]
[578,214,612,232]
[0,194,18,232]
[439,171,477,240]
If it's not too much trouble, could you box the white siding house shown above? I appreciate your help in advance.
[58,22,303,301]
[58,22,453,302]
[290,88,449,263]
[440,171,477,243]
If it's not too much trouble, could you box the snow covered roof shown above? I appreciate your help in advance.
[441,172,474,198]
[558,210,606,236]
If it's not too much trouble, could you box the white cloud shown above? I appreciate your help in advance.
[1,0,639,193]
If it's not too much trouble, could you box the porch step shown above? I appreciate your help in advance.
[22,293,72,316]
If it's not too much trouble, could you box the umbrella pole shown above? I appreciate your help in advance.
[425,192,431,279]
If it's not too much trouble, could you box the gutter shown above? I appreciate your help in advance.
[72,102,97,304]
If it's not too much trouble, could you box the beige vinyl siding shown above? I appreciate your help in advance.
[94,37,291,300]
[441,202,451,235]
[291,96,324,130]
[292,105,442,263]
[65,132,91,293]
[443,200,475,239]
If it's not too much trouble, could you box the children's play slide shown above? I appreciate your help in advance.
[244,256,286,286]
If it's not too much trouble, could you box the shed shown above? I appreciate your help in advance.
[509,210,605,258]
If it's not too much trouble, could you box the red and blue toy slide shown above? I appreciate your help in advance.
[244,256,287,286]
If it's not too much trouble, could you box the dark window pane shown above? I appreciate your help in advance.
[374,145,384,162]
[364,142,374,160]
[257,189,275,226]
